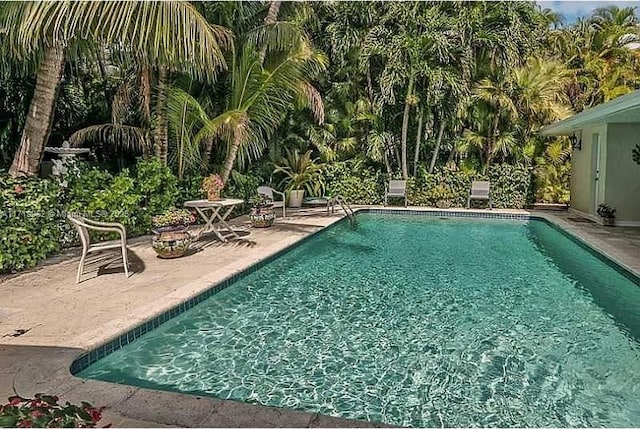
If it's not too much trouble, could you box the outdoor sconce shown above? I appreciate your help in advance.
[569,133,582,150]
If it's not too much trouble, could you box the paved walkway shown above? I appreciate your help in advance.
[0,206,638,427]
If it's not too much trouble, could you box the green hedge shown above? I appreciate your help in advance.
[325,162,533,209]
[324,162,385,204]
[1,176,63,272]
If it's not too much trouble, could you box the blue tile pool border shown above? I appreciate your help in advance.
[70,208,639,375]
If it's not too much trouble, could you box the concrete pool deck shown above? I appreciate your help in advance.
[1,206,639,427]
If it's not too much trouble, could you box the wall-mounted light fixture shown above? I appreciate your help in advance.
[568,132,582,150]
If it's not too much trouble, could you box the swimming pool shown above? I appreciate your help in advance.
[77,213,640,427]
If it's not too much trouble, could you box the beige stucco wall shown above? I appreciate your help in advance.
[604,123,640,223]
[570,124,607,217]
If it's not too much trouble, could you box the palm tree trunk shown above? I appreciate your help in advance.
[9,46,65,178]
[221,131,242,185]
[446,147,456,165]
[428,120,446,173]
[154,67,168,165]
[203,137,215,168]
[258,1,282,65]
[400,76,414,179]
[412,109,424,176]
[383,150,392,178]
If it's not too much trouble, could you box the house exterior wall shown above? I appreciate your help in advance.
[570,124,607,218]
[604,123,640,225]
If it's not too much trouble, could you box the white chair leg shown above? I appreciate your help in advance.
[77,251,87,284]
[121,245,130,278]
[282,204,285,218]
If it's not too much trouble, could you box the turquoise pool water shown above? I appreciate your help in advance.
[78,214,640,427]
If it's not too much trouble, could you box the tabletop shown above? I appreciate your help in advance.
[184,198,244,208]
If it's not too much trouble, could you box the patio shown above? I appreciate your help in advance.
[1,207,639,427]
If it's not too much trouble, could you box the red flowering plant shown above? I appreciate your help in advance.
[0,394,106,428]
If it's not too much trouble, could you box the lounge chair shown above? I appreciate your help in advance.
[67,215,130,283]
[467,180,492,209]
[384,180,408,207]
[257,186,286,217]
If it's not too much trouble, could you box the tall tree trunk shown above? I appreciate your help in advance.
[154,67,168,165]
[428,120,446,173]
[258,1,282,65]
[383,150,392,178]
[400,76,414,179]
[446,147,456,165]
[203,137,215,169]
[9,46,65,178]
[221,130,242,185]
[412,109,424,177]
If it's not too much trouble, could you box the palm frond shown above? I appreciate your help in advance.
[69,124,148,152]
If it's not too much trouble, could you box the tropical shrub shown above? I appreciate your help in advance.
[324,162,384,204]
[0,394,104,428]
[133,160,180,231]
[223,171,263,217]
[0,176,62,273]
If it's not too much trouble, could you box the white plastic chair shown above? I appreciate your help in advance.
[67,215,130,283]
[467,180,492,209]
[257,186,286,217]
[384,180,408,207]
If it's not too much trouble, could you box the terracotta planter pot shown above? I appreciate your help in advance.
[151,226,193,258]
[207,189,221,201]
[250,206,275,228]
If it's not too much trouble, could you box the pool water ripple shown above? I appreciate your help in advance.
[79,214,640,427]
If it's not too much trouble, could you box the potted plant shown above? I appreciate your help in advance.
[151,208,195,258]
[597,203,616,226]
[274,149,324,208]
[202,174,224,201]
[249,194,275,228]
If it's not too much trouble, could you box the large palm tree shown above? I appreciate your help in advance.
[163,37,326,184]
[1,1,231,177]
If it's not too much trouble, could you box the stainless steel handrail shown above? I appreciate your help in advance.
[327,194,356,225]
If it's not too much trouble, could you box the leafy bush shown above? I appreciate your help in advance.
[0,394,104,428]
[133,160,179,232]
[324,162,384,204]
[487,164,534,209]
[408,166,475,207]
[224,170,262,214]
[177,174,204,203]
[0,176,62,273]
[2,159,183,272]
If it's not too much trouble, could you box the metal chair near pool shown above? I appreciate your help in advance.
[67,215,130,283]
[257,186,286,217]
[467,180,492,209]
[384,180,408,207]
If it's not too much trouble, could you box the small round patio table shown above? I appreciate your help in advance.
[184,198,244,242]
